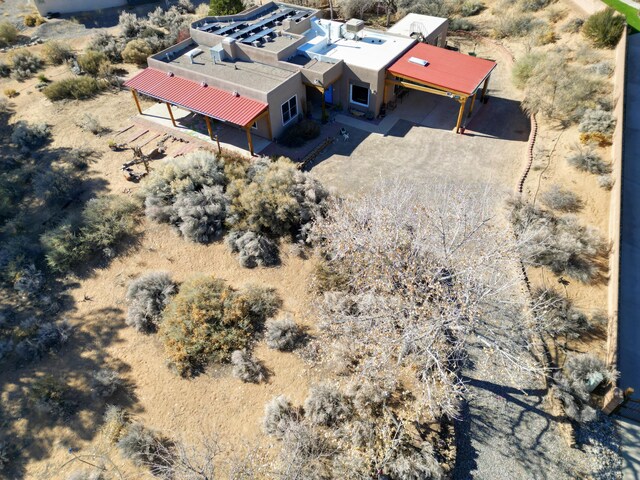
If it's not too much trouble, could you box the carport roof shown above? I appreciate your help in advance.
[387,43,496,96]
[124,68,268,127]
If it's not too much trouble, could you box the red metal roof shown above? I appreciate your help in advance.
[124,68,267,127]
[387,43,497,96]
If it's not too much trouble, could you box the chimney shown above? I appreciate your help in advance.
[221,38,238,60]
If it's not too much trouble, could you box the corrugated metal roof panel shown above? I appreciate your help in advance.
[387,43,496,96]
[124,68,268,127]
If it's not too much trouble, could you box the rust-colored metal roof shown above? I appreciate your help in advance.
[124,68,267,127]
[387,43,497,96]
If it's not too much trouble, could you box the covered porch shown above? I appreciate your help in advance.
[124,68,271,156]
[385,43,497,134]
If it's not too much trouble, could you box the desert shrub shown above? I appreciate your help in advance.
[279,119,320,148]
[567,148,611,174]
[88,33,125,63]
[3,88,18,98]
[102,405,130,444]
[562,17,584,33]
[533,24,556,45]
[225,230,279,268]
[126,272,176,333]
[13,264,44,297]
[449,17,475,31]
[10,50,43,81]
[265,315,303,351]
[159,276,280,376]
[209,0,244,16]
[579,108,616,145]
[0,62,10,78]
[0,440,12,472]
[143,151,227,242]
[227,157,328,241]
[76,113,107,135]
[29,375,76,418]
[385,442,443,480]
[532,288,590,339]
[598,174,614,190]
[541,185,583,212]
[122,39,153,66]
[11,121,50,150]
[24,13,45,27]
[546,6,566,23]
[90,369,123,399]
[0,21,18,48]
[42,40,73,65]
[521,55,605,124]
[460,0,484,16]
[263,395,298,438]
[588,60,614,77]
[42,195,139,273]
[177,0,196,13]
[43,76,104,101]
[33,164,82,204]
[304,383,352,427]
[117,423,166,466]
[77,50,108,76]
[13,318,71,362]
[346,378,394,417]
[492,13,535,38]
[583,8,625,48]
[510,199,607,282]
[119,12,142,39]
[231,349,266,383]
[519,0,552,12]
[553,354,614,423]
[512,51,545,89]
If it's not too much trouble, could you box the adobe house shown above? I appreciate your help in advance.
[125,3,494,153]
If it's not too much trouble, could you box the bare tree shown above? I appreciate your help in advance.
[311,180,545,420]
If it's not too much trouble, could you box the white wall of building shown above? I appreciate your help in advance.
[33,0,128,15]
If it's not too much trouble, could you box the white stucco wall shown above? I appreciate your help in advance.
[33,0,127,15]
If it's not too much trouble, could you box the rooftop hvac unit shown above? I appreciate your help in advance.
[345,18,365,34]
[210,44,227,63]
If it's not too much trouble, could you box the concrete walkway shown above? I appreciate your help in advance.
[617,417,640,478]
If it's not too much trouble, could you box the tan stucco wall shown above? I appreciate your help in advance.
[265,73,307,139]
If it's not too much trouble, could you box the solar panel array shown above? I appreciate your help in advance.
[196,5,314,46]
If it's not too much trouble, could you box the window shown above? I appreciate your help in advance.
[251,121,258,130]
[350,84,369,107]
[281,95,298,125]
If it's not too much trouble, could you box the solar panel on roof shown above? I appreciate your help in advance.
[243,27,275,44]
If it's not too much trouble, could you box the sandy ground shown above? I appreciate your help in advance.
[0,1,617,477]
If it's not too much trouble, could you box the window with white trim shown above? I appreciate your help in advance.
[350,84,369,107]
[281,95,298,125]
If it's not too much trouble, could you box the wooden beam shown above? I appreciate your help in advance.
[455,98,467,133]
[166,102,176,127]
[468,92,477,117]
[481,75,490,103]
[246,126,254,156]
[215,135,221,154]
[131,89,142,115]
[204,115,214,140]
[385,79,452,98]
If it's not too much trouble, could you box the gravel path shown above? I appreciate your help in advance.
[453,344,588,480]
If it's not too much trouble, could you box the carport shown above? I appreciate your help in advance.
[124,68,271,155]
[385,43,497,133]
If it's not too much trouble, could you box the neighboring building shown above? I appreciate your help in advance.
[387,13,448,47]
[126,3,489,153]
[33,0,128,15]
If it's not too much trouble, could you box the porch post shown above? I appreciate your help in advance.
[204,115,214,140]
[468,92,477,117]
[166,102,177,127]
[131,89,142,115]
[481,76,490,103]
[455,97,467,133]
[246,126,254,156]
